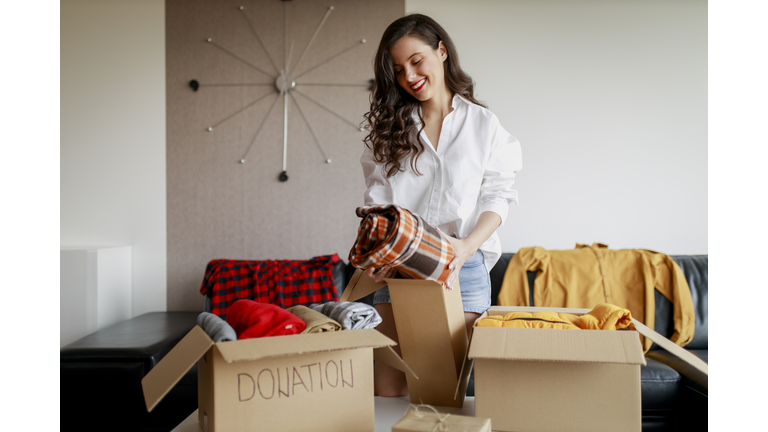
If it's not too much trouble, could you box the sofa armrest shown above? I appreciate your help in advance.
[61,311,200,432]
[61,312,200,369]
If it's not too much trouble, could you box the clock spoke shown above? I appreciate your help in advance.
[293,89,365,132]
[198,82,273,88]
[289,93,331,164]
[208,90,276,132]
[207,38,276,80]
[240,93,281,163]
[239,6,281,75]
[294,39,366,79]
[289,6,334,76]
[299,83,369,87]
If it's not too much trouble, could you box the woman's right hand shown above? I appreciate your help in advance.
[364,266,397,283]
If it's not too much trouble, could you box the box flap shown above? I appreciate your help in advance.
[454,314,482,400]
[141,325,213,412]
[453,356,474,401]
[632,319,708,375]
[374,345,418,378]
[340,269,385,302]
[387,277,468,408]
[469,327,646,365]
[215,328,396,363]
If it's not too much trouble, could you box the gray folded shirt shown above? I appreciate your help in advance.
[197,312,238,342]
[308,301,382,330]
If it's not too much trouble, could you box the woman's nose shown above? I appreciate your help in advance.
[406,68,417,82]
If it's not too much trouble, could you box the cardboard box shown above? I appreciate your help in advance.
[142,326,414,432]
[341,270,471,408]
[468,306,709,432]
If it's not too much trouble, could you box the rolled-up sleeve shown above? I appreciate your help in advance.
[360,146,393,206]
[479,115,523,226]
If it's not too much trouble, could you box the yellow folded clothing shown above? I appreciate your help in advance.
[578,303,633,330]
[476,303,633,331]
[477,311,580,330]
[285,305,342,333]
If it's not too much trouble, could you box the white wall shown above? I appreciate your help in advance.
[61,0,167,316]
[406,0,707,254]
[60,250,95,346]
[60,246,132,346]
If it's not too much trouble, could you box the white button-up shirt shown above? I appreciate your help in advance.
[360,94,523,272]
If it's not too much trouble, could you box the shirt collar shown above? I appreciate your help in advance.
[413,93,468,121]
[452,93,467,108]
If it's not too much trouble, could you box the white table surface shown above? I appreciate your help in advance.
[171,396,476,432]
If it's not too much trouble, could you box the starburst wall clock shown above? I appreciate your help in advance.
[189,1,372,182]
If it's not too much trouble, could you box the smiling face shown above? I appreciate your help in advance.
[389,35,448,103]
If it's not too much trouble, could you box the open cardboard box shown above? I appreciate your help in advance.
[341,269,472,408]
[141,325,415,432]
[466,306,709,432]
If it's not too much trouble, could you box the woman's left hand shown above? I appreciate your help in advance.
[437,229,476,290]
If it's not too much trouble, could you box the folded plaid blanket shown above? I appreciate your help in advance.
[348,204,454,285]
[309,301,383,330]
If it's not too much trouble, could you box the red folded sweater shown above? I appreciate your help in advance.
[225,300,306,339]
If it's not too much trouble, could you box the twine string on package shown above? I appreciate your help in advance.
[403,404,452,432]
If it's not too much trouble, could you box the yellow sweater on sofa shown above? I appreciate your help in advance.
[497,243,694,351]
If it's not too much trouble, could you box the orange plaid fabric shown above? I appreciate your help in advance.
[349,204,455,285]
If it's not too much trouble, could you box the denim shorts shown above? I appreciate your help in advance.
[373,250,491,314]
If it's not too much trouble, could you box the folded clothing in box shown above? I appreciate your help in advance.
[286,305,342,333]
[476,303,633,331]
[309,301,382,330]
[226,300,306,338]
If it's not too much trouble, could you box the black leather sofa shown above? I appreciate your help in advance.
[60,254,707,432]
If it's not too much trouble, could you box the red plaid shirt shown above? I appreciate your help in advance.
[200,254,340,319]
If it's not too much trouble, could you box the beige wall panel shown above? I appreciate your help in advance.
[167,0,404,311]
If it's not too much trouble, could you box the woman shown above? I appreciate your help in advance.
[360,14,522,397]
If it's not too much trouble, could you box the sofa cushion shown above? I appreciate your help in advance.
[640,358,683,431]
[641,358,682,408]
[646,349,707,396]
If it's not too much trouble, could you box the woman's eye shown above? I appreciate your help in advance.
[414,59,422,65]
[395,69,403,75]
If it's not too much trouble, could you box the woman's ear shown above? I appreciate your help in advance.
[438,41,448,62]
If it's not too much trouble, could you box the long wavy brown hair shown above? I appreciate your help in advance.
[362,14,486,178]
